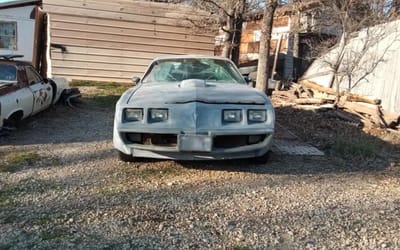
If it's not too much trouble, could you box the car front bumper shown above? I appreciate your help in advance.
[113,128,274,160]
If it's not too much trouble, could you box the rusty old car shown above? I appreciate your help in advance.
[113,55,275,162]
[0,55,80,133]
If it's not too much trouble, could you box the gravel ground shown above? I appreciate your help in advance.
[0,87,400,249]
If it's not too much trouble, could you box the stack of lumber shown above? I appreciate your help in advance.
[272,79,400,130]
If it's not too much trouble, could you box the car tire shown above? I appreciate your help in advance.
[118,151,135,162]
[3,113,22,130]
[251,151,271,164]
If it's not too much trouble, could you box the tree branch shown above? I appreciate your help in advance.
[202,0,232,17]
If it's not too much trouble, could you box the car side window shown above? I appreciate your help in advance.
[17,66,28,88]
[0,65,17,81]
[25,66,42,85]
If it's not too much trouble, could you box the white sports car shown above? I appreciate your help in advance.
[113,55,275,162]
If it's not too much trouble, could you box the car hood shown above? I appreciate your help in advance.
[126,81,267,105]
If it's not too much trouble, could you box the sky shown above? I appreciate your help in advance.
[0,0,17,2]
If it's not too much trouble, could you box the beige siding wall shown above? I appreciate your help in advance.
[42,0,215,83]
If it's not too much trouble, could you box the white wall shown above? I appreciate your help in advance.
[302,20,400,114]
[0,5,36,62]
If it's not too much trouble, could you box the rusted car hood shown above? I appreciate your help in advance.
[127,81,267,105]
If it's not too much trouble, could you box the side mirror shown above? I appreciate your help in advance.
[132,76,141,85]
[244,76,253,86]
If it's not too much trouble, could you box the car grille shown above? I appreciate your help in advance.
[124,133,177,147]
[213,135,266,149]
[124,133,266,149]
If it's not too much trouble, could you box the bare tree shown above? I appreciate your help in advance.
[185,0,264,63]
[309,0,396,100]
[390,0,400,16]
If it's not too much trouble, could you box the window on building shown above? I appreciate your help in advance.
[253,30,261,42]
[247,42,260,53]
[0,22,17,50]
[215,34,225,46]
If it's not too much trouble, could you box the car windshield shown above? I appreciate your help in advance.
[142,58,246,84]
[0,64,17,82]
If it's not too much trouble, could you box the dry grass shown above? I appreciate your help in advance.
[0,152,41,173]
[69,80,131,108]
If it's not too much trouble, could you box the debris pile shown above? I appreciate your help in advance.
[272,80,400,132]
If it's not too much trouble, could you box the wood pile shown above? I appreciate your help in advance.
[272,80,400,131]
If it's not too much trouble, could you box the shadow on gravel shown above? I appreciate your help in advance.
[10,148,116,173]
[179,154,386,175]
[180,106,399,175]
[0,97,115,146]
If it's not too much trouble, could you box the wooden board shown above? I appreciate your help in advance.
[300,79,337,95]
[51,29,213,50]
[51,52,151,66]
[53,46,162,60]
[53,74,139,83]
[44,0,200,19]
[49,14,206,37]
[52,67,141,79]
[44,4,193,27]
[51,60,147,73]
[51,21,214,43]
[51,37,211,54]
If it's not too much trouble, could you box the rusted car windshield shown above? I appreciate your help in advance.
[142,58,246,84]
[0,65,17,82]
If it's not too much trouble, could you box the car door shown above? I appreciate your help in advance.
[25,66,52,115]
[15,66,35,119]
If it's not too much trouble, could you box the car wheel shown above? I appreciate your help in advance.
[251,151,271,164]
[3,113,22,130]
[118,151,135,162]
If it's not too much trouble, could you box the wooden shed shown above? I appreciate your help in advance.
[41,0,215,83]
[1,0,216,83]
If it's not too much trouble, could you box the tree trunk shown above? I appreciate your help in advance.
[328,30,348,105]
[230,17,243,65]
[293,33,300,58]
[256,0,278,93]
[291,6,300,80]
[221,15,233,58]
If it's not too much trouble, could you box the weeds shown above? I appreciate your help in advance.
[40,229,71,241]
[0,152,41,173]
[0,178,64,209]
[6,152,40,165]
[233,246,252,250]
[69,80,129,96]
[138,165,182,179]
[0,244,11,250]
[2,214,18,224]
[99,165,184,195]
[69,80,130,107]
[332,138,381,159]
[92,95,121,107]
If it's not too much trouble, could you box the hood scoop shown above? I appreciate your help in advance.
[179,79,208,88]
